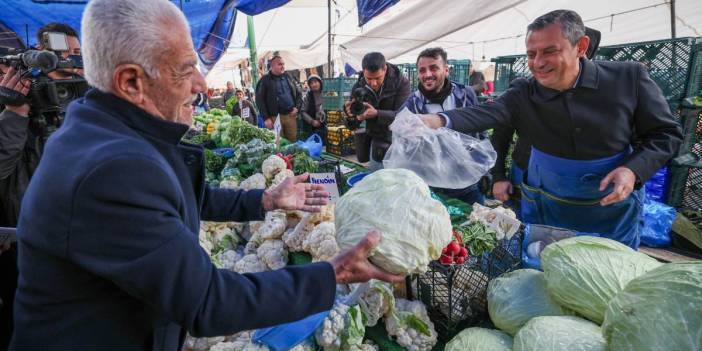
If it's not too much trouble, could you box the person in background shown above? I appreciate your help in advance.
[223,81,235,104]
[300,75,326,141]
[343,52,410,170]
[256,53,302,141]
[402,47,485,204]
[469,68,487,95]
[420,10,681,249]
[231,89,257,125]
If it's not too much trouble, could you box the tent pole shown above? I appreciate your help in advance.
[327,0,332,78]
[247,15,259,88]
[670,0,676,39]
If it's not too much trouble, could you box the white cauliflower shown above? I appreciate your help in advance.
[258,211,287,240]
[302,222,340,261]
[219,177,240,189]
[210,333,270,351]
[385,299,437,351]
[289,338,317,351]
[213,250,242,270]
[358,280,395,327]
[240,173,266,190]
[315,303,365,351]
[269,169,294,188]
[233,254,267,273]
[256,239,288,270]
[241,221,264,241]
[184,334,225,351]
[310,204,335,225]
[262,155,287,180]
[282,213,315,252]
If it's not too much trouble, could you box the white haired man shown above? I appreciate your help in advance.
[10,1,401,350]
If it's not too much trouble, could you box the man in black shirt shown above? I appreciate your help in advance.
[421,10,681,248]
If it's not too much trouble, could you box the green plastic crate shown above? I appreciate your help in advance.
[448,59,471,86]
[322,77,357,93]
[322,94,347,111]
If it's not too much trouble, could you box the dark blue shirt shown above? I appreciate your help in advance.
[274,74,295,114]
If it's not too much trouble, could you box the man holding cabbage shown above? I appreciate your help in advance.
[421,9,682,249]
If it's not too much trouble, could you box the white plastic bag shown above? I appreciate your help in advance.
[383,108,496,189]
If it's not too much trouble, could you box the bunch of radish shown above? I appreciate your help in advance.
[439,230,470,265]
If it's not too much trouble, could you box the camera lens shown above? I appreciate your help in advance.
[55,84,75,104]
[350,100,366,116]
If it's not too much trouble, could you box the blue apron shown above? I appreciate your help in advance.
[520,147,643,249]
[507,164,524,220]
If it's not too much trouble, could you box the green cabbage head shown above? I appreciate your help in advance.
[445,327,513,351]
[602,261,702,351]
[514,316,606,351]
[335,169,453,275]
[541,236,661,324]
[487,269,570,335]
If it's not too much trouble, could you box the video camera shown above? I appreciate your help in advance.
[346,87,377,130]
[0,31,88,135]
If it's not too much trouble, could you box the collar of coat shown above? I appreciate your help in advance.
[533,57,599,102]
[83,89,190,145]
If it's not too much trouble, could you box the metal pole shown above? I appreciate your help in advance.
[670,0,676,39]
[247,15,259,88]
[179,0,183,11]
[327,0,332,78]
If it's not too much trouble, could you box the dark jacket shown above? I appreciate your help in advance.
[232,99,257,125]
[349,63,411,143]
[443,58,682,184]
[11,89,336,351]
[489,125,530,182]
[255,71,302,119]
[0,109,41,227]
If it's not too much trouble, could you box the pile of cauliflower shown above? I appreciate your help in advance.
[189,155,438,351]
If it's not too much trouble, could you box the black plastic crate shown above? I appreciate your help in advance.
[411,231,523,342]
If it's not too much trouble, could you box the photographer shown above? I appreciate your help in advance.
[344,52,410,170]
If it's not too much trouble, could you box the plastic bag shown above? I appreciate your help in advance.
[641,198,675,247]
[383,108,496,189]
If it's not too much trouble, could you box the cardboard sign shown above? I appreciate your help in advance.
[241,105,250,121]
[309,173,340,203]
[274,114,282,146]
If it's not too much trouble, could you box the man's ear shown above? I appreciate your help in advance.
[111,64,147,104]
[576,36,590,58]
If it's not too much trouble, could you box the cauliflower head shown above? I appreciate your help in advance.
[385,299,438,351]
[258,211,287,240]
[262,155,287,180]
[233,254,267,273]
[270,169,295,188]
[256,239,288,270]
[302,221,340,261]
[240,173,266,190]
[358,280,395,327]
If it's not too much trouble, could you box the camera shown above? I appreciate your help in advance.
[0,32,88,136]
[346,87,377,130]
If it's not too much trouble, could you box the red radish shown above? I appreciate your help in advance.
[447,241,461,256]
[459,247,468,257]
[454,256,465,265]
[441,247,449,255]
[439,254,453,265]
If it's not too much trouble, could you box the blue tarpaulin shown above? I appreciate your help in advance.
[0,0,289,70]
[356,0,399,26]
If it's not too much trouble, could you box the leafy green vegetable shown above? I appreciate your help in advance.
[401,313,431,336]
[204,149,226,174]
[454,221,498,256]
[293,152,318,174]
[343,305,366,348]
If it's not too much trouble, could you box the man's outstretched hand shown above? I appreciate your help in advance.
[330,230,404,284]
[262,173,329,212]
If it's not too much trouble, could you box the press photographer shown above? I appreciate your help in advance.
[344,52,410,170]
[0,22,85,350]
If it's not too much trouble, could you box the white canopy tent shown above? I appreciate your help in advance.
[206,0,702,88]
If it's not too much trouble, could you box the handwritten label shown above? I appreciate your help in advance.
[309,173,340,203]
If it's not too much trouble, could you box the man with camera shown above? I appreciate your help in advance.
[344,52,410,170]
[401,47,486,205]
[0,22,83,349]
